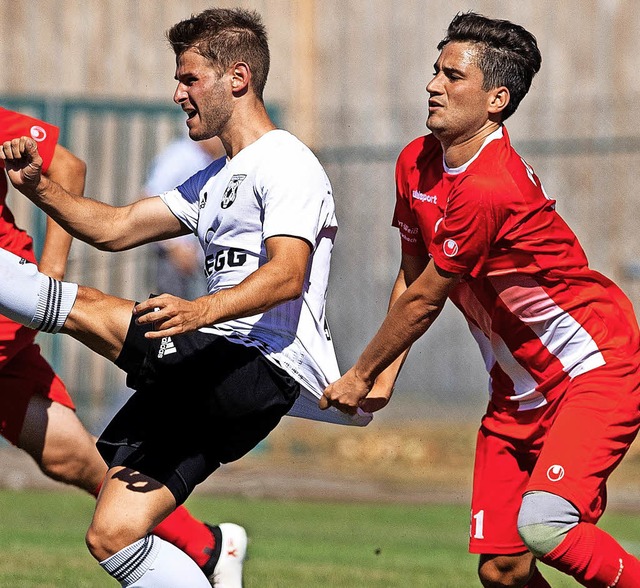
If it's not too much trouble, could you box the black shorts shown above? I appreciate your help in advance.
[97,315,300,505]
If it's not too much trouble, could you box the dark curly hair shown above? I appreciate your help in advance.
[438,12,542,120]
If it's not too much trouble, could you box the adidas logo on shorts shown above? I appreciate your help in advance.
[157,336,177,358]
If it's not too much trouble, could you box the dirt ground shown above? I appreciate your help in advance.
[2,418,639,509]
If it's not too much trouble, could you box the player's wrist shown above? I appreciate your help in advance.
[353,364,375,389]
[33,175,51,200]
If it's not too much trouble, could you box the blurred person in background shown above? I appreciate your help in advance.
[142,135,226,299]
[322,11,640,588]
[0,106,244,587]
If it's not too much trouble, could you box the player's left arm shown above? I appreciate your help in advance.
[133,234,311,337]
[38,144,86,279]
[321,259,461,415]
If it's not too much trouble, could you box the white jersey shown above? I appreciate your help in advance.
[160,130,371,426]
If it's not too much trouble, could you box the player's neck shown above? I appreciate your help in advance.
[441,122,501,168]
[222,101,277,159]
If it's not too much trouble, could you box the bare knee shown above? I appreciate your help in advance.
[86,516,143,562]
[478,553,536,588]
[87,471,175,562]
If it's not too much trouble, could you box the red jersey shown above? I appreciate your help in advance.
[0,108,60,367]
[393,127,640,412]
[0,107,59,263]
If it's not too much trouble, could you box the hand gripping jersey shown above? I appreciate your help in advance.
[393,126,640,414]
[160,129,371,426]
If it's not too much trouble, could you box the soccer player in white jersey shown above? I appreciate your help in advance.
[0,8,367,587]
[0,105,248,588]
[322,11,640,588]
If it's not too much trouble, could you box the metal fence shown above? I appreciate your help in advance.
[3,0,640,428]
[5,95,640,431]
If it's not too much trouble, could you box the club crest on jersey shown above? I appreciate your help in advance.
[221,174,247,209]
[443,238,459,257]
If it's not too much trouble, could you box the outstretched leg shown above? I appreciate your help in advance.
[520,491,640,587]
[0,246,130,360]
[59,284,133,361]
[478,552,551,587]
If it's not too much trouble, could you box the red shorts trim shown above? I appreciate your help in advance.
[469,359,640,555]
[0,339,74,445]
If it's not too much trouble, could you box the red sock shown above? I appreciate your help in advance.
[526,567,552,587]
[152,505,215,568]
[91,481,215,569]
[540,522,640,587]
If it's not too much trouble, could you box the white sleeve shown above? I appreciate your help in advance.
[158,188,198,233]
[159,159,225,233]
[258,147,335,247]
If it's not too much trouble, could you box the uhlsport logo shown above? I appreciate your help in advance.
[221,174,247,209]
[157,337,177,358]
[412,190,438,205]
[546,464,565,482]
[30,126,47,141]
[443,238,459,257]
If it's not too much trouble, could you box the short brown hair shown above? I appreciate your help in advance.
[167,8,270,101]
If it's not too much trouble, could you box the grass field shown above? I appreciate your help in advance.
[1,489,640,587]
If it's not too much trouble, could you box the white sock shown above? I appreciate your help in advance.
[100,535,211,587]
[0,247,77,333]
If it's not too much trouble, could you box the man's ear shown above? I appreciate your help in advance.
[489,86,510,114]
[230,62,250,94]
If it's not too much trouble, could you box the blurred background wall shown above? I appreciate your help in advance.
[2,0,640,430]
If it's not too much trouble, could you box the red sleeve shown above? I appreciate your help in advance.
[430,175,507,277]
[391,142,428,257]
[0,107,60,173]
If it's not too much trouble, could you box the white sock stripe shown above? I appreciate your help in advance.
[117,535,156,583]
[49,277,62,332]
[30,276,78,334]
[33,276,60,333]
[42,277,58,332]
[100,535,160,586]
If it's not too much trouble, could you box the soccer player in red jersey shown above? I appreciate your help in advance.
[322,12,640,588]
[0,107,245,586]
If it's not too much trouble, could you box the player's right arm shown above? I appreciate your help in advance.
[0,136,187,252]
[359,252,427,413]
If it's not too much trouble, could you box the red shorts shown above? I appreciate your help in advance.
[0,320,75,445]
[469,358,640,554]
